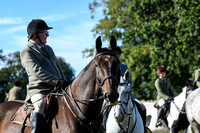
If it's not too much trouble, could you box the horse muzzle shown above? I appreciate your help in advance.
[114,112,124,123]
[104,90,119,103]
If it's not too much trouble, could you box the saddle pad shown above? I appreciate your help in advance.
[11,104,34,127]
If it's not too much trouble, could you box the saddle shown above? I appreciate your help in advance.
[11,103,34,127]
[11,94,58,128]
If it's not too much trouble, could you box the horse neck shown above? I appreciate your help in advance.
[74,60,97,99]
[167,87,187,129]
[173,87,187,107]
[68,60,104,119]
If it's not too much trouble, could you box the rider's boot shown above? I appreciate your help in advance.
[31,111,46,133]
[156,107,164,127]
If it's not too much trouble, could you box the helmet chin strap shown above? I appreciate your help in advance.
[36,33,44,45]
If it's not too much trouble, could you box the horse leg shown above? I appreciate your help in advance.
[190,121,200,133]
[170,126,179,133]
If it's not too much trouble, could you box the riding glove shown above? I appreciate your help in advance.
[55,79,72,92]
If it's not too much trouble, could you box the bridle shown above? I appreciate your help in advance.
[94,52,119,99]
[114,82,137,133]
[52,51,120,133]
[168,87,190,115]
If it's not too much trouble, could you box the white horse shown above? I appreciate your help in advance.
[104,70,145,133]
[186,88,200,133]
[145,81,193,133]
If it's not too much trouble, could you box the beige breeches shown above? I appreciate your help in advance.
[31,94,46,115]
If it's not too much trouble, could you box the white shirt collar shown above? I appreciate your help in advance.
[30,40,42,49]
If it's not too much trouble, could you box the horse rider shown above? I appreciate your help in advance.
[116,46,147,131]
[20,19,71,133]
[155,65,175,127]
[8,80,25,101]
[194,69,200,88]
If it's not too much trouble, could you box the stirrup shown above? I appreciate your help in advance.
[156,120,162,127]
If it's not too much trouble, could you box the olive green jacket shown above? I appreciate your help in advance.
[155,77,175,102]
[8,86,25,101]
[20,41,66,101]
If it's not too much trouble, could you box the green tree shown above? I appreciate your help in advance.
[0,51,28,98]
[89,0,200,100]
[57,57,75,81]
[0,50,5,64]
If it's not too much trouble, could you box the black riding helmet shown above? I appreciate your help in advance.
[116,46,123,54]
[27,19,53,39]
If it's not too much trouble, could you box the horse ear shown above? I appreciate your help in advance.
[185,80,192,87]
[124,69,130,82]
[109,35,117,51]
[185,80,189,87]
[96,36,102,53]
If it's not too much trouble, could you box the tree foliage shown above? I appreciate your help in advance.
[89,0,200,100]
[0,50,5,64]
[57,57,75,81]
[0,51,28,91]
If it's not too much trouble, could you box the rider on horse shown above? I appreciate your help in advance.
[116,46,146,130]
[155,65,175,127]
[20,19,71,133]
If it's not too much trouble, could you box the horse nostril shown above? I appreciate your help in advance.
[105,90,119,103]
[104,93,108,99]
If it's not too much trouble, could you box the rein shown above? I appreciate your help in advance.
[116,98,137,133]
[51,86,100,133]
[114,83,137,133]
[172,100,186,114]
[51,51,120,133]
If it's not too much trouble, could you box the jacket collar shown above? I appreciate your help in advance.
[28,41,49,58]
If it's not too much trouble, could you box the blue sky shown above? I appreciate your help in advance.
[0,0,108,76]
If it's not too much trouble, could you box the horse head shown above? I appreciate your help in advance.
[114,69,132,123]
[94,35,120,103]
[185,80,194,98]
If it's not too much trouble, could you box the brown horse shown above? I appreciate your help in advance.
[0,35,120,133]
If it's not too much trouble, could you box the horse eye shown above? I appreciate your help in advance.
[95,64,99,67]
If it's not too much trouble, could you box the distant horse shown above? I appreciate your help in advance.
[104,69,145,133]
[0,35,120,133]
[186,87,200,133]
[145,81,193,133]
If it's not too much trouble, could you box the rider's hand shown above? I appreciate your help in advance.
[61,80,72,89]
[55,80,72,92]
[168,97,173,101]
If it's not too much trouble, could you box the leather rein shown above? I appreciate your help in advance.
[115,82,137,133]
[52,51,119,133]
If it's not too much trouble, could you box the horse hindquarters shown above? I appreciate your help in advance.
[0,101,31,133]
[186,89,200,133]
